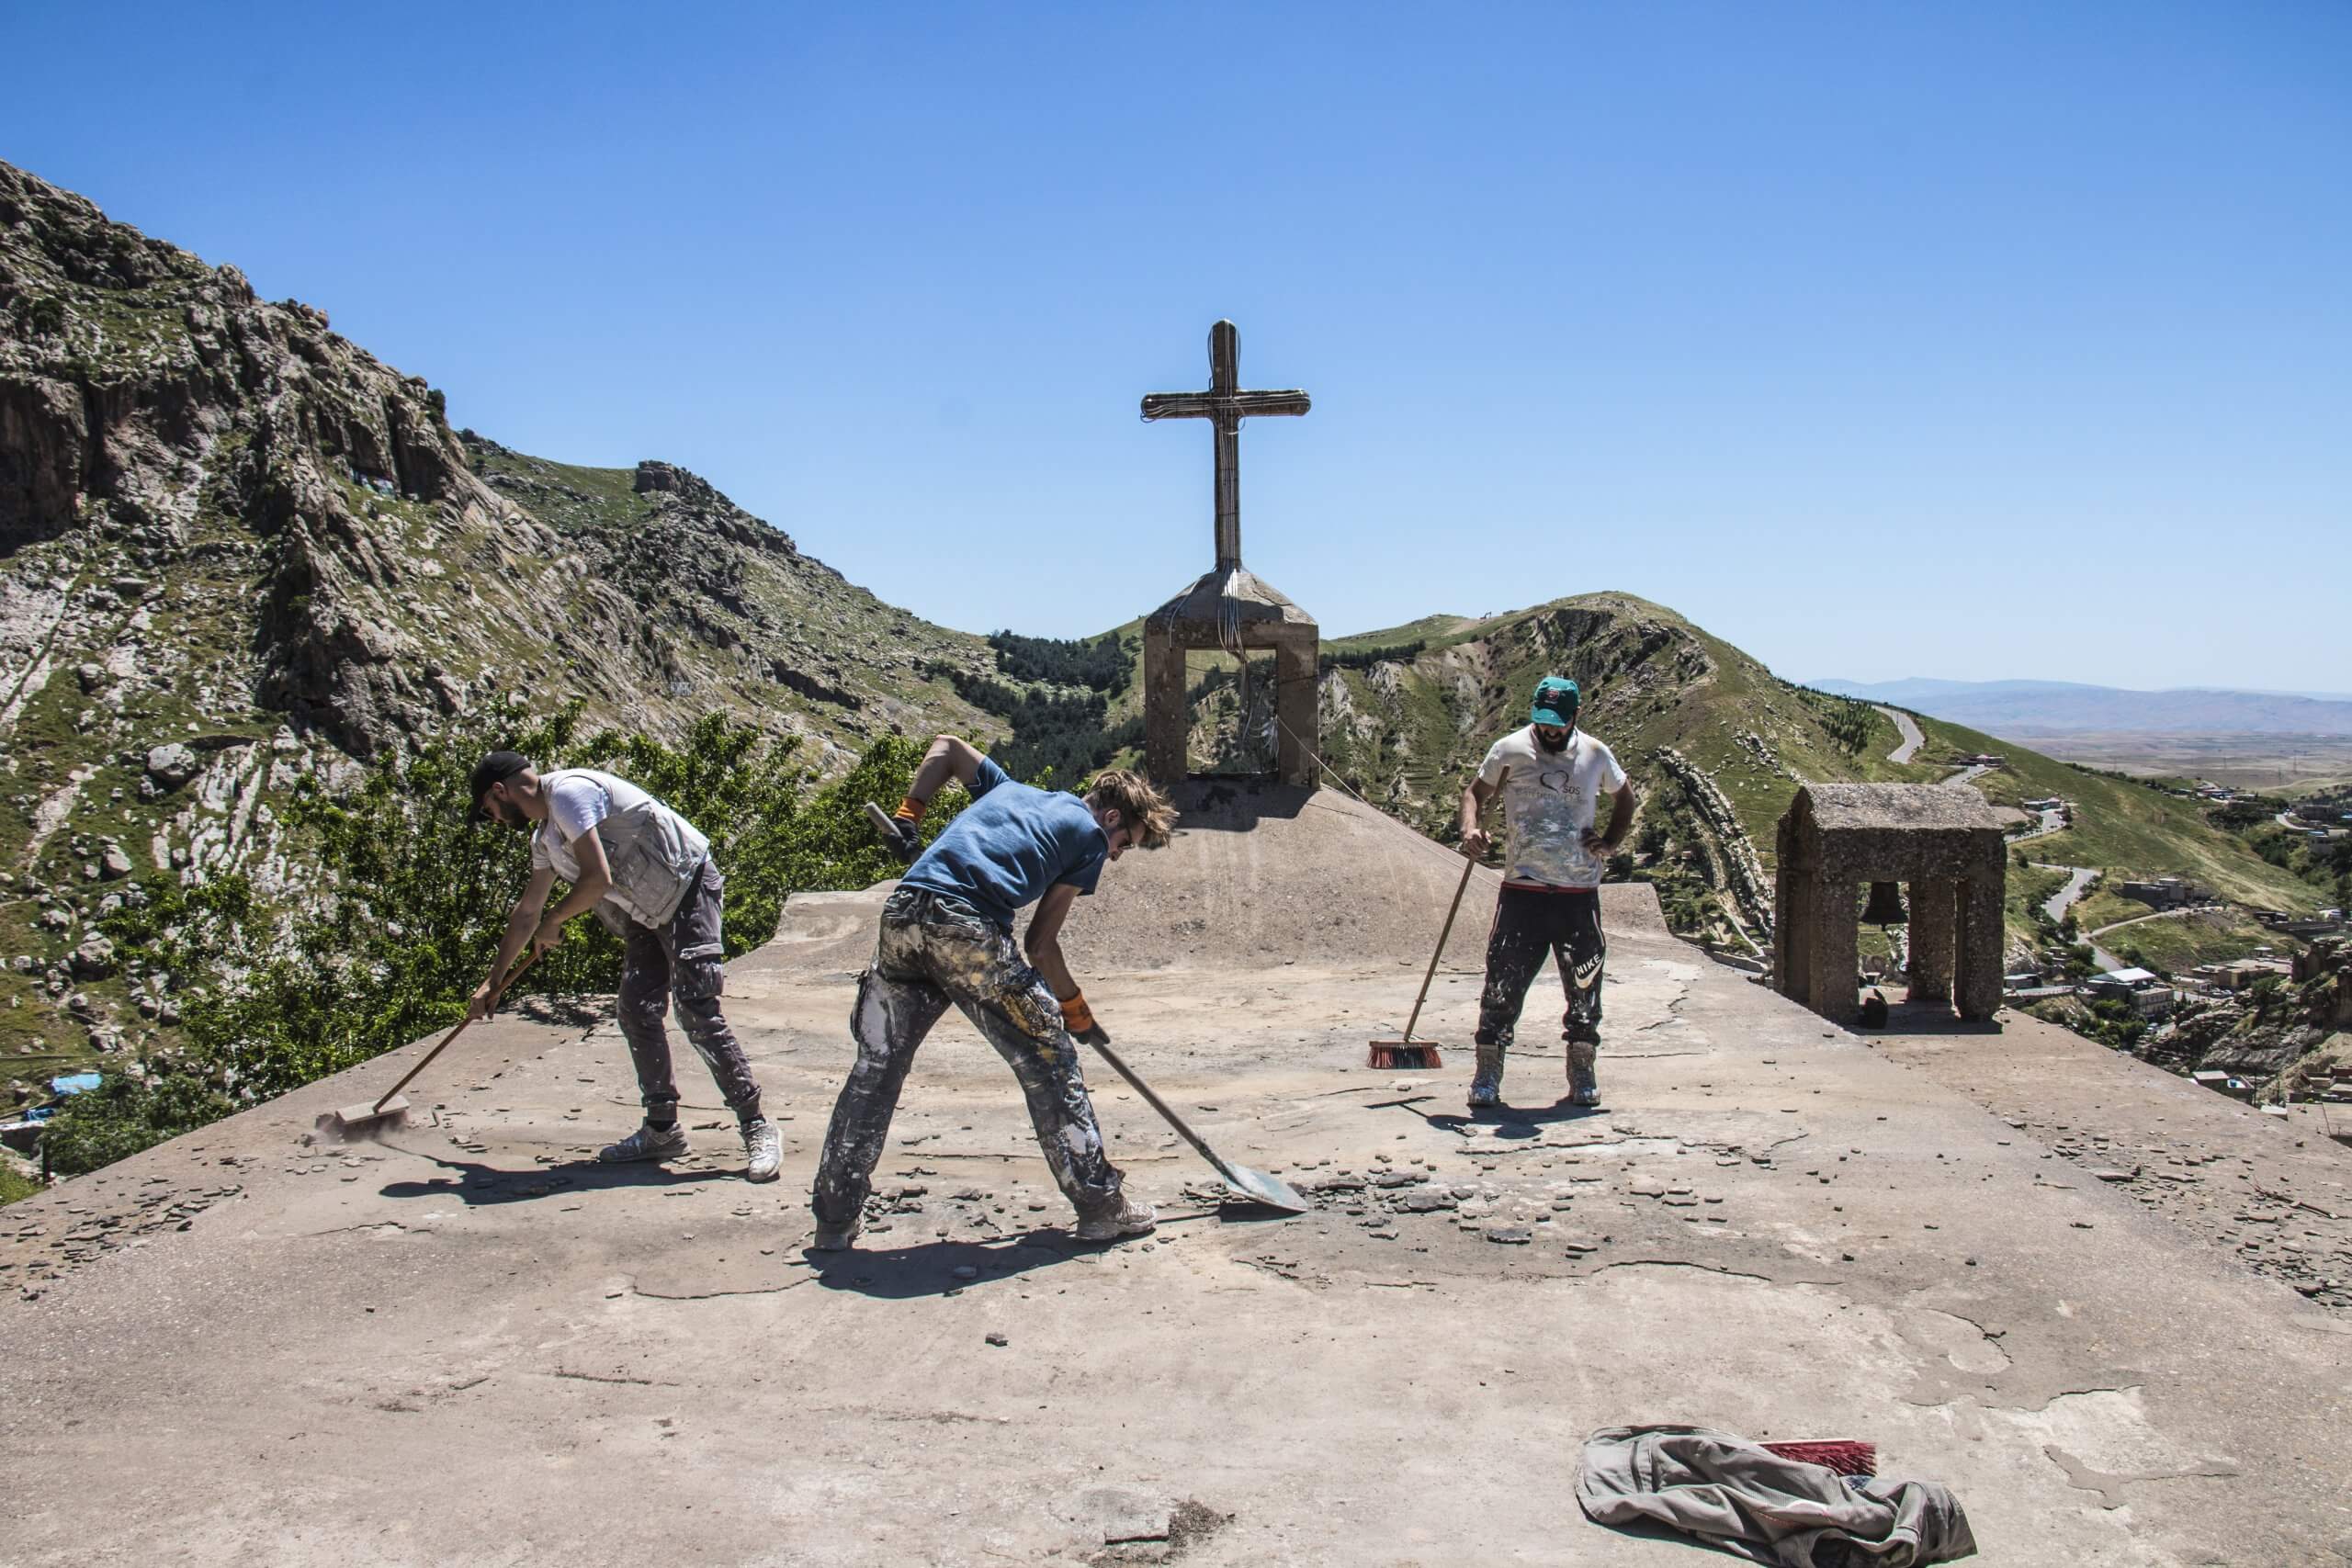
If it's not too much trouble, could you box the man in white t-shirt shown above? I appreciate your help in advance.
[1458,676,1636,1111]
[469,750,781,1182]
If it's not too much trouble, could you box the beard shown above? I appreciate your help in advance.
[1535,727,1573,753]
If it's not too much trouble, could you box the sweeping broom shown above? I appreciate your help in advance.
[315,947,544,1143]
[1369,851,1479,1070]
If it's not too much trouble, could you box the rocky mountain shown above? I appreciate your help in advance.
[0,158,1011,1069]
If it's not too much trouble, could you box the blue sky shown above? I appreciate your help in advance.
[7,2,2346,690]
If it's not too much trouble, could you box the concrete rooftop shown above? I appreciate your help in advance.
[4,781,2348,1565]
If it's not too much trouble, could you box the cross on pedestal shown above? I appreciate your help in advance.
[1141,320,1310,571]
[1136,321,1322,790]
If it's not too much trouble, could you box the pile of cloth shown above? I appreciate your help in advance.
[1577,1425,1976,1566]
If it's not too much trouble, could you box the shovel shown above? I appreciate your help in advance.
[315,948,544,1143]
[1082,1029,1309,1215]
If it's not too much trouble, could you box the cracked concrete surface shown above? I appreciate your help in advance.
[3,786,2348,1564]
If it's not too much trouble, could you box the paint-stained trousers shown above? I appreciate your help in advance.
[616,859,764,1125]
[812,886,1125,1230]
[1474,885,1607,1051]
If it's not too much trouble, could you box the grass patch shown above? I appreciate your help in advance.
[2107,911,2298,976]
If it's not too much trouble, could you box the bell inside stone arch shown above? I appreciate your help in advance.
[1862,881,1908,927]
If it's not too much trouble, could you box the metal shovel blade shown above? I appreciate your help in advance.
[1215,1161,1311,1215]
[1083,1035,1311,1217]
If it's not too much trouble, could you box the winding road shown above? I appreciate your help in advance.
[1877,705,1924,765]
[2087,905,2217,939]
[2036,863,2121,970]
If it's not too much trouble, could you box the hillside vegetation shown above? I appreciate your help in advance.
[0,160,1001,1083]
[1049,593,2329,957]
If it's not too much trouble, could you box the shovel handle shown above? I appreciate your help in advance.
[1400,852,1480,1044]
[370,947,545,1114]
[1083,1033,1249,1191]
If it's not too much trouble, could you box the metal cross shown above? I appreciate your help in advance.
[1141,320,1310,571]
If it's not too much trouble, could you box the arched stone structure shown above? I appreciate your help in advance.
[1773,784,2007,1026]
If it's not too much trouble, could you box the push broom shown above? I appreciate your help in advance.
[1369,850,1479,1069]
[316,948,544,1143]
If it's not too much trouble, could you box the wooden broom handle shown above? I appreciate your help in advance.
[1401,852,1479,1044]
[369,947,545,1113]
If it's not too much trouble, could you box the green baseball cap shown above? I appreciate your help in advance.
[1531,676,1580,728]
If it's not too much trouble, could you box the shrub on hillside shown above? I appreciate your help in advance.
[42,705,956,1179]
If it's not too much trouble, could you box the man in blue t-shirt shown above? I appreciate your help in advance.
[810,735,1176,1251]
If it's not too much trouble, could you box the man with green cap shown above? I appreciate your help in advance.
[1457,676,1636,1110]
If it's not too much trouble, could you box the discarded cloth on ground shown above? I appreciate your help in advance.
[1577,1424,1976,1566]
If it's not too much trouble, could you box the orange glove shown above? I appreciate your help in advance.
[1059,992,1096,1035]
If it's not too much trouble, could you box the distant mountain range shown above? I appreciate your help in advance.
[1811,678,2352,738]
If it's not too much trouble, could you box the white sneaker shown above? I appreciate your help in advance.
[742,1118,782,1183]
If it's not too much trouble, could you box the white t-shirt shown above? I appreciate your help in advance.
[1476,726,1628,890]
[530,769,658,922]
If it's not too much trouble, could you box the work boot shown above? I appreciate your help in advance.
[1566,1039,1601,1108]
[741,1117,782,1183]
[599,1121,689,1164]
[1468,1046,1504,1110]
[809,1216,862,1252]
[1074,1197,1157,1242]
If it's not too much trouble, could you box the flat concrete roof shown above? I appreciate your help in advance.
[4,791,2347,1565]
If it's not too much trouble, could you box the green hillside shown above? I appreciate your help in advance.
[1007,590,2329,957]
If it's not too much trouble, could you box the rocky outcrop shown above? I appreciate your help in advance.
[2138,938,2351,1086]
[1,156,1008,1068]
[1654,746,1774,934]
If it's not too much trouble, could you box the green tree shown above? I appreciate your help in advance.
[45,705,963,1179]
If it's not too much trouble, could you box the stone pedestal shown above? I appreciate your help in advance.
[1772,784,2009,1030]
[1142,567,1319,788]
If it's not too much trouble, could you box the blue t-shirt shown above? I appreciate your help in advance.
[899,758,1108,930]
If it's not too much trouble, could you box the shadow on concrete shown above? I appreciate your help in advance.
[1371,1094,1608,1138]
[1867,1003,2004,1037]
[1171,778,1312,832]
[375,1147,733,1206]
[807,1211,1245,1299]
[805,1229,1092,1299]
[512,993,607,1029]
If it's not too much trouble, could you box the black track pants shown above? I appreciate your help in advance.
[1474,885,1606,1049]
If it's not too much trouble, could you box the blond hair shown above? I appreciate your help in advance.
[1086,769,1177,850]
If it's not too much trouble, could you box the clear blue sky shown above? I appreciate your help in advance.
[8,2,2347,690]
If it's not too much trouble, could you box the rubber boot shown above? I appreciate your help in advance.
[1468,1044,1504,1109]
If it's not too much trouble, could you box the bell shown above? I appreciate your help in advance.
[1861,881,1907,927]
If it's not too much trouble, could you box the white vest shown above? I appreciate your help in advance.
[533,769,710,928]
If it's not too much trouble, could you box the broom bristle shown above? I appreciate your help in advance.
[313,1098,409,1145]
[1367,1043,1443,1069]
[1758,1438,1877,1476]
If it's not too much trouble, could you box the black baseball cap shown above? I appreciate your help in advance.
[469,750,530,818]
